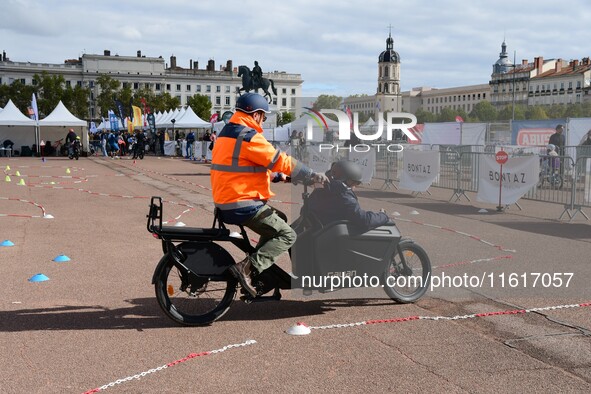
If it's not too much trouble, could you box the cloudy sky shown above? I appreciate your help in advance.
[2,0,590,97]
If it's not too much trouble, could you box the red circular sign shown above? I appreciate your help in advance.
[495,150,508,165]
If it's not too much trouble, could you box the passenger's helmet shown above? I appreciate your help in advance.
[76,136,81,140]
[547,144,556,151]
[329,160,363,184]
[235,93,271,114]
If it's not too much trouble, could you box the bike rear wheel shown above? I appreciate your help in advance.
[383,240,431,303]
[155,260,237,326]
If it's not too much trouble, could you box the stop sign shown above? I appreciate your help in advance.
[495,150,508,165]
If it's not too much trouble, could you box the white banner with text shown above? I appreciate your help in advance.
[399,150,440,192]
[477,155,539,205]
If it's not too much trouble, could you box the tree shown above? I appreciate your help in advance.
[546,104,566,119]
[496,104,528,121]
[469,101,497,122]
[414,108,436,123]
[437,107,460,122]
[564,103,583,118]
[0,79,35,114]
[277,111,295,126]
[96,75,120,118]
[525,105,548,120]
[186,94,211,120]
[33,72,66,116]
[63,84,90,119]
[312,94,342,110]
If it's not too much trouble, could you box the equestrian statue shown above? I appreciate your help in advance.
[237,61,277,103]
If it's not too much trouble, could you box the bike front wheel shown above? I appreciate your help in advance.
[155,260,237,326]
[383,240,431,303]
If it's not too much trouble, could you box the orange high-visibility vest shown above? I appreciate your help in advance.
[211,114,305,210]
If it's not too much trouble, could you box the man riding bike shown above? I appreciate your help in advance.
[210,92,326,296]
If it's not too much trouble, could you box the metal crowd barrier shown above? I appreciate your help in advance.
[370,144,590,221]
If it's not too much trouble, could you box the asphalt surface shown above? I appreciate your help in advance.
[0,154,590,394]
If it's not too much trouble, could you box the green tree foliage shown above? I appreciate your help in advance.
[437,107,460,122]
[313,94,342,110]
[0,80,35,114]
[414,108,436,123]
[186,94,211,120]
[63,84,90,119]
[96,75,121,118]
[469,101,498,122]
[525,105,548,120]
[546,104,566,119]
[277,111,295,126]
[33,72,66,116]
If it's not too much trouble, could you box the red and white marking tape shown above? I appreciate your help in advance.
[0,197,48,218]
[397,218,516,253]
[293,302,591,332]
[82,339,256,394]
[433,255,513,270]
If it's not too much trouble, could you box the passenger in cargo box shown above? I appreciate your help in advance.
[306,160,391,234]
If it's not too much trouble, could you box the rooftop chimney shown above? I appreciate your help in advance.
[573,59,579,70]
[583,57,590,66]
[170,55,177,69]
[522,59,528,65]
[226,60,233,72]
[555,59,562,73]
[137,50,141,58]
[104,50,111,56]
[207,59,215,71]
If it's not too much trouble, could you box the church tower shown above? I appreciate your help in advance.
[376,28,401,114]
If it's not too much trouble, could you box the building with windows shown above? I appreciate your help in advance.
[528,58,591,105]
[0,50,303,119]
[402,85,490,115]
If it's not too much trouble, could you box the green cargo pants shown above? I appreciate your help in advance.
[243,205,295,273]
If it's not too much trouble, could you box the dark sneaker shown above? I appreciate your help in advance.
[229,257,257,297]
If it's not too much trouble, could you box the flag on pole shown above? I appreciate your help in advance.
[31,93,39,122]
[132,106,142,127]
[346,106,353,129]
[375,100,381,111]
[209,113,219,123]
[114,99,125,121]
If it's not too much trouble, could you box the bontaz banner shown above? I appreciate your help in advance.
[477,155,539,205]
[399,150,440,192]
[347,150,375,184]
[307,148,334,174]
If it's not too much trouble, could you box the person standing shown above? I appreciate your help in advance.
[186,130,195,159]
[210,93,326,296]
[549,124,566,178]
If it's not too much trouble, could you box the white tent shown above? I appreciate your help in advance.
[171,106,211,128]
[285,114,339,142]
[0,99,36,155]
[38,101,89,153]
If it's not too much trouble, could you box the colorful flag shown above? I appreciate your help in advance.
[376,100,381,111]
[209,113,219,123]
[31,93,39,122]
[132,106,142,127]
[455,116,464,123]
[114,99,125,121]
[109,110,120,131]
[147,113,156,132]
[346,106,353,129]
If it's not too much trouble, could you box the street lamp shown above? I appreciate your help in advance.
[171,118,176,141]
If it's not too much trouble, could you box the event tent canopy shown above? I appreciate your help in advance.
[39,101,86,126]
[171,106,211,128]
[0,99,35,126]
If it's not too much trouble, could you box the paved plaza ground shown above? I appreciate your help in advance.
[0,155,590,393]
